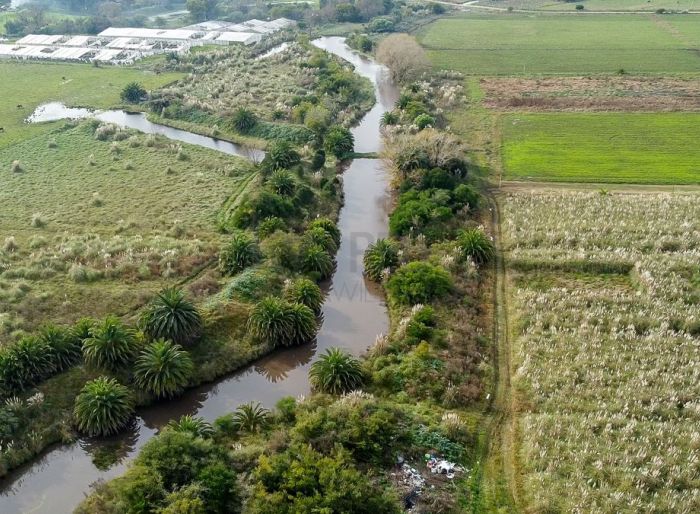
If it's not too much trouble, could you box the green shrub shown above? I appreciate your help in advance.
[249,445,401,512]
[260,232,301,271]
[219,231,261,275]
[310,348,365,395]
[284,278,324,313]
[135,430,225,490]
[363,238,399,282]
[388,262,452,305]
[414,113,435,130]
[82,316,138,372]
[134,340,193,399]
[196,462,241,513]
[73,377,135,436]
[452,183,480,210]
[380,111,399,127]
[140,288,203,346]
[456,228,494,265]
[257,216,287,238]
[121,82,147,103]
[233,191,297,228]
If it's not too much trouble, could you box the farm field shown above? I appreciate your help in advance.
[501,190,700,513]
[0,121,253,342]
[417,14,700,74]
[501,113,700,183]
[471,0,700,11]
[0,61,181,149]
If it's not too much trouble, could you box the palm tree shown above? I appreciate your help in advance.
[140,288,203,346]
[231,107,257,133]
[219,231,261,275]
[284,278,324,313]
[134,339,193,399]
[39,324,81,371]
[268,170,296,196]
[456,228,494,265]
[74,377,135,436]
[301,243,334,280]
[167,415,214,438]
[363,238,399,282]
[380,111,399,127]
[303,226,338,254]
[0,336,54,394]
[83,316,138,372]
[308,217,341,247]
[309,348,365,395]
[248,297,318,347]
[287,303,318,346]
[232,402,269,433]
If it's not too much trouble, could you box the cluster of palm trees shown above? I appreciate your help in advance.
[73,288,202,436]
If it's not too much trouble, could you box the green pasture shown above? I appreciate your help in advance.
[418,14,700,74]
[502,112,700,183]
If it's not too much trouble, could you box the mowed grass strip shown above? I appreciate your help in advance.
[502,113,700,184]
[0,61,181,149]
[418,14,700,74]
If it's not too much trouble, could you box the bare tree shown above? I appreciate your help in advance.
[376,34,430,84]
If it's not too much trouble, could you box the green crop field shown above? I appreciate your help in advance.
[0,61,181,149]
[418,14,700,74]
[502,113,700,183]
[473,0,700,11]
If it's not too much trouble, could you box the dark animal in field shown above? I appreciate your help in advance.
[16,104,23,109]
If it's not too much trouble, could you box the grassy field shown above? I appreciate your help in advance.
[501,113,700,183]
[0,61,181,149]
[502,190,700,513]
[417,14,700,74]
[0,121,253,342]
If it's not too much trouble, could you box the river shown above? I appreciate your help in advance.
[0,36,398,514]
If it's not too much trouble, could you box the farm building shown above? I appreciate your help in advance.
[0,18,294,63]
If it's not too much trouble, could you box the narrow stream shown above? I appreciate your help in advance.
[0,37,398,514]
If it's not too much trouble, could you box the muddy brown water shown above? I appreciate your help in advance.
[0,36,398,513]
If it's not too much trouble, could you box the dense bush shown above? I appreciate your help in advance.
[260,232,302,271]
[363,238,400,282]
[456,228,494,265]
[248,297,318,347]
[248,445,401,513]
[134,340,194,399]
[140,288,203,347]
[257,216,287,238]
[38,324,82,371]
[73,377,135,436]
[302,226,338,255]
[388,262,452,305]
[233,191,297,228]
[219,231,261,275]
[121,82,147,103]
[135,430,227,490]
[309,348,365,395]
[82,316,138,372]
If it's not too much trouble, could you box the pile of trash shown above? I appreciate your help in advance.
[424,453,465,480]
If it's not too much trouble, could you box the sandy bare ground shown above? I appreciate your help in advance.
[479,76,700,112]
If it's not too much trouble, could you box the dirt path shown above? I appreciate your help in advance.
[473,193,520,513]
[499,180,700,193]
